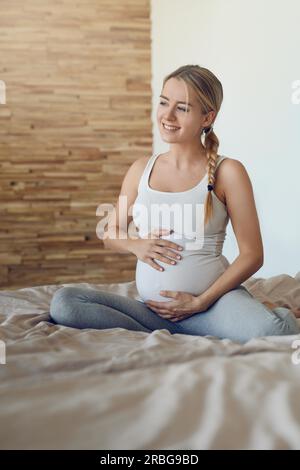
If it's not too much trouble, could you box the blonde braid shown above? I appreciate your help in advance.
[203,126,220,225]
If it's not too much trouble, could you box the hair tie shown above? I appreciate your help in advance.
[207,184,214,191]
[204,126,213,135]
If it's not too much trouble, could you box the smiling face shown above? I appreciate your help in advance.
[157,77,215,146]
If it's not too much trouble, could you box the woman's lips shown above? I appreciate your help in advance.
[162,123,181,132]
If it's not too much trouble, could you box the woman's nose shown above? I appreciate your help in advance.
[164,108,176,120]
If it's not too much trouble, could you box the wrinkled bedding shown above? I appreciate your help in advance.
[0,273,300,450]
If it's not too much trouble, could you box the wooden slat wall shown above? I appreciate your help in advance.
[0,0,151,290]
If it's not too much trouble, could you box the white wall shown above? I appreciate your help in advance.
[151,0,300,278]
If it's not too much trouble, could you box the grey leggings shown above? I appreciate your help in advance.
[49,284,300,344]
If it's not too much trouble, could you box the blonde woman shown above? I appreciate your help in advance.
[50,65,300,343]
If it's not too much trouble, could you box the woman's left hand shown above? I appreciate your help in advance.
[145,290,209,322]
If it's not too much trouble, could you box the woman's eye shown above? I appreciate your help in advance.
[159,101,188,112]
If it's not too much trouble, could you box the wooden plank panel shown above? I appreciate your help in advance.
[0,0,151,289]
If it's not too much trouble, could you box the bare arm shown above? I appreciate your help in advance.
[198,158,264,307]
[102,156,148,254]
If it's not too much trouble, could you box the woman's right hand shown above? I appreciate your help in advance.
[130,228,183,272]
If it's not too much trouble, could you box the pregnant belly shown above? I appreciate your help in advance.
[135,234,230,302]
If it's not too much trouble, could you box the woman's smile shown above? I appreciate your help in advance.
[162,122,181,132]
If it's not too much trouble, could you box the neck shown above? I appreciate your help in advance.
[167,143,207,170]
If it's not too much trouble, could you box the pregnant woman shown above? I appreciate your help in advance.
[50,64,300,343]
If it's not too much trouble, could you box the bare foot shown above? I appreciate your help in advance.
[291,307,300,318]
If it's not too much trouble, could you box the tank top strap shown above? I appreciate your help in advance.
[215,154,228,171]
[137,153,159,193]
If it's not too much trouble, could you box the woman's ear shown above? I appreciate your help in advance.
[203,110,216,127]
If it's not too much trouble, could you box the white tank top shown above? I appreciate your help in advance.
[132,152,230,303]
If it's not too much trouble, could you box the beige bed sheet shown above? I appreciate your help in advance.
[0,273,300,450]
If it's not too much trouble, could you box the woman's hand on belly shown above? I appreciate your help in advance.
[131,228,183,272]
[145,290,209,322]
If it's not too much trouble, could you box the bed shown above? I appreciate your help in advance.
[0,273,300,450]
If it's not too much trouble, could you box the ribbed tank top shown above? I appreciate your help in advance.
[132,152,230,302]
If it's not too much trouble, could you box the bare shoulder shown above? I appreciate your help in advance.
[129,155,150,173]
[215,157,253,207]
[130,155,150,187]
[120,155,151,195]
[134,155,151,171]
[107,155,151,233]
[217,157,251,185]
